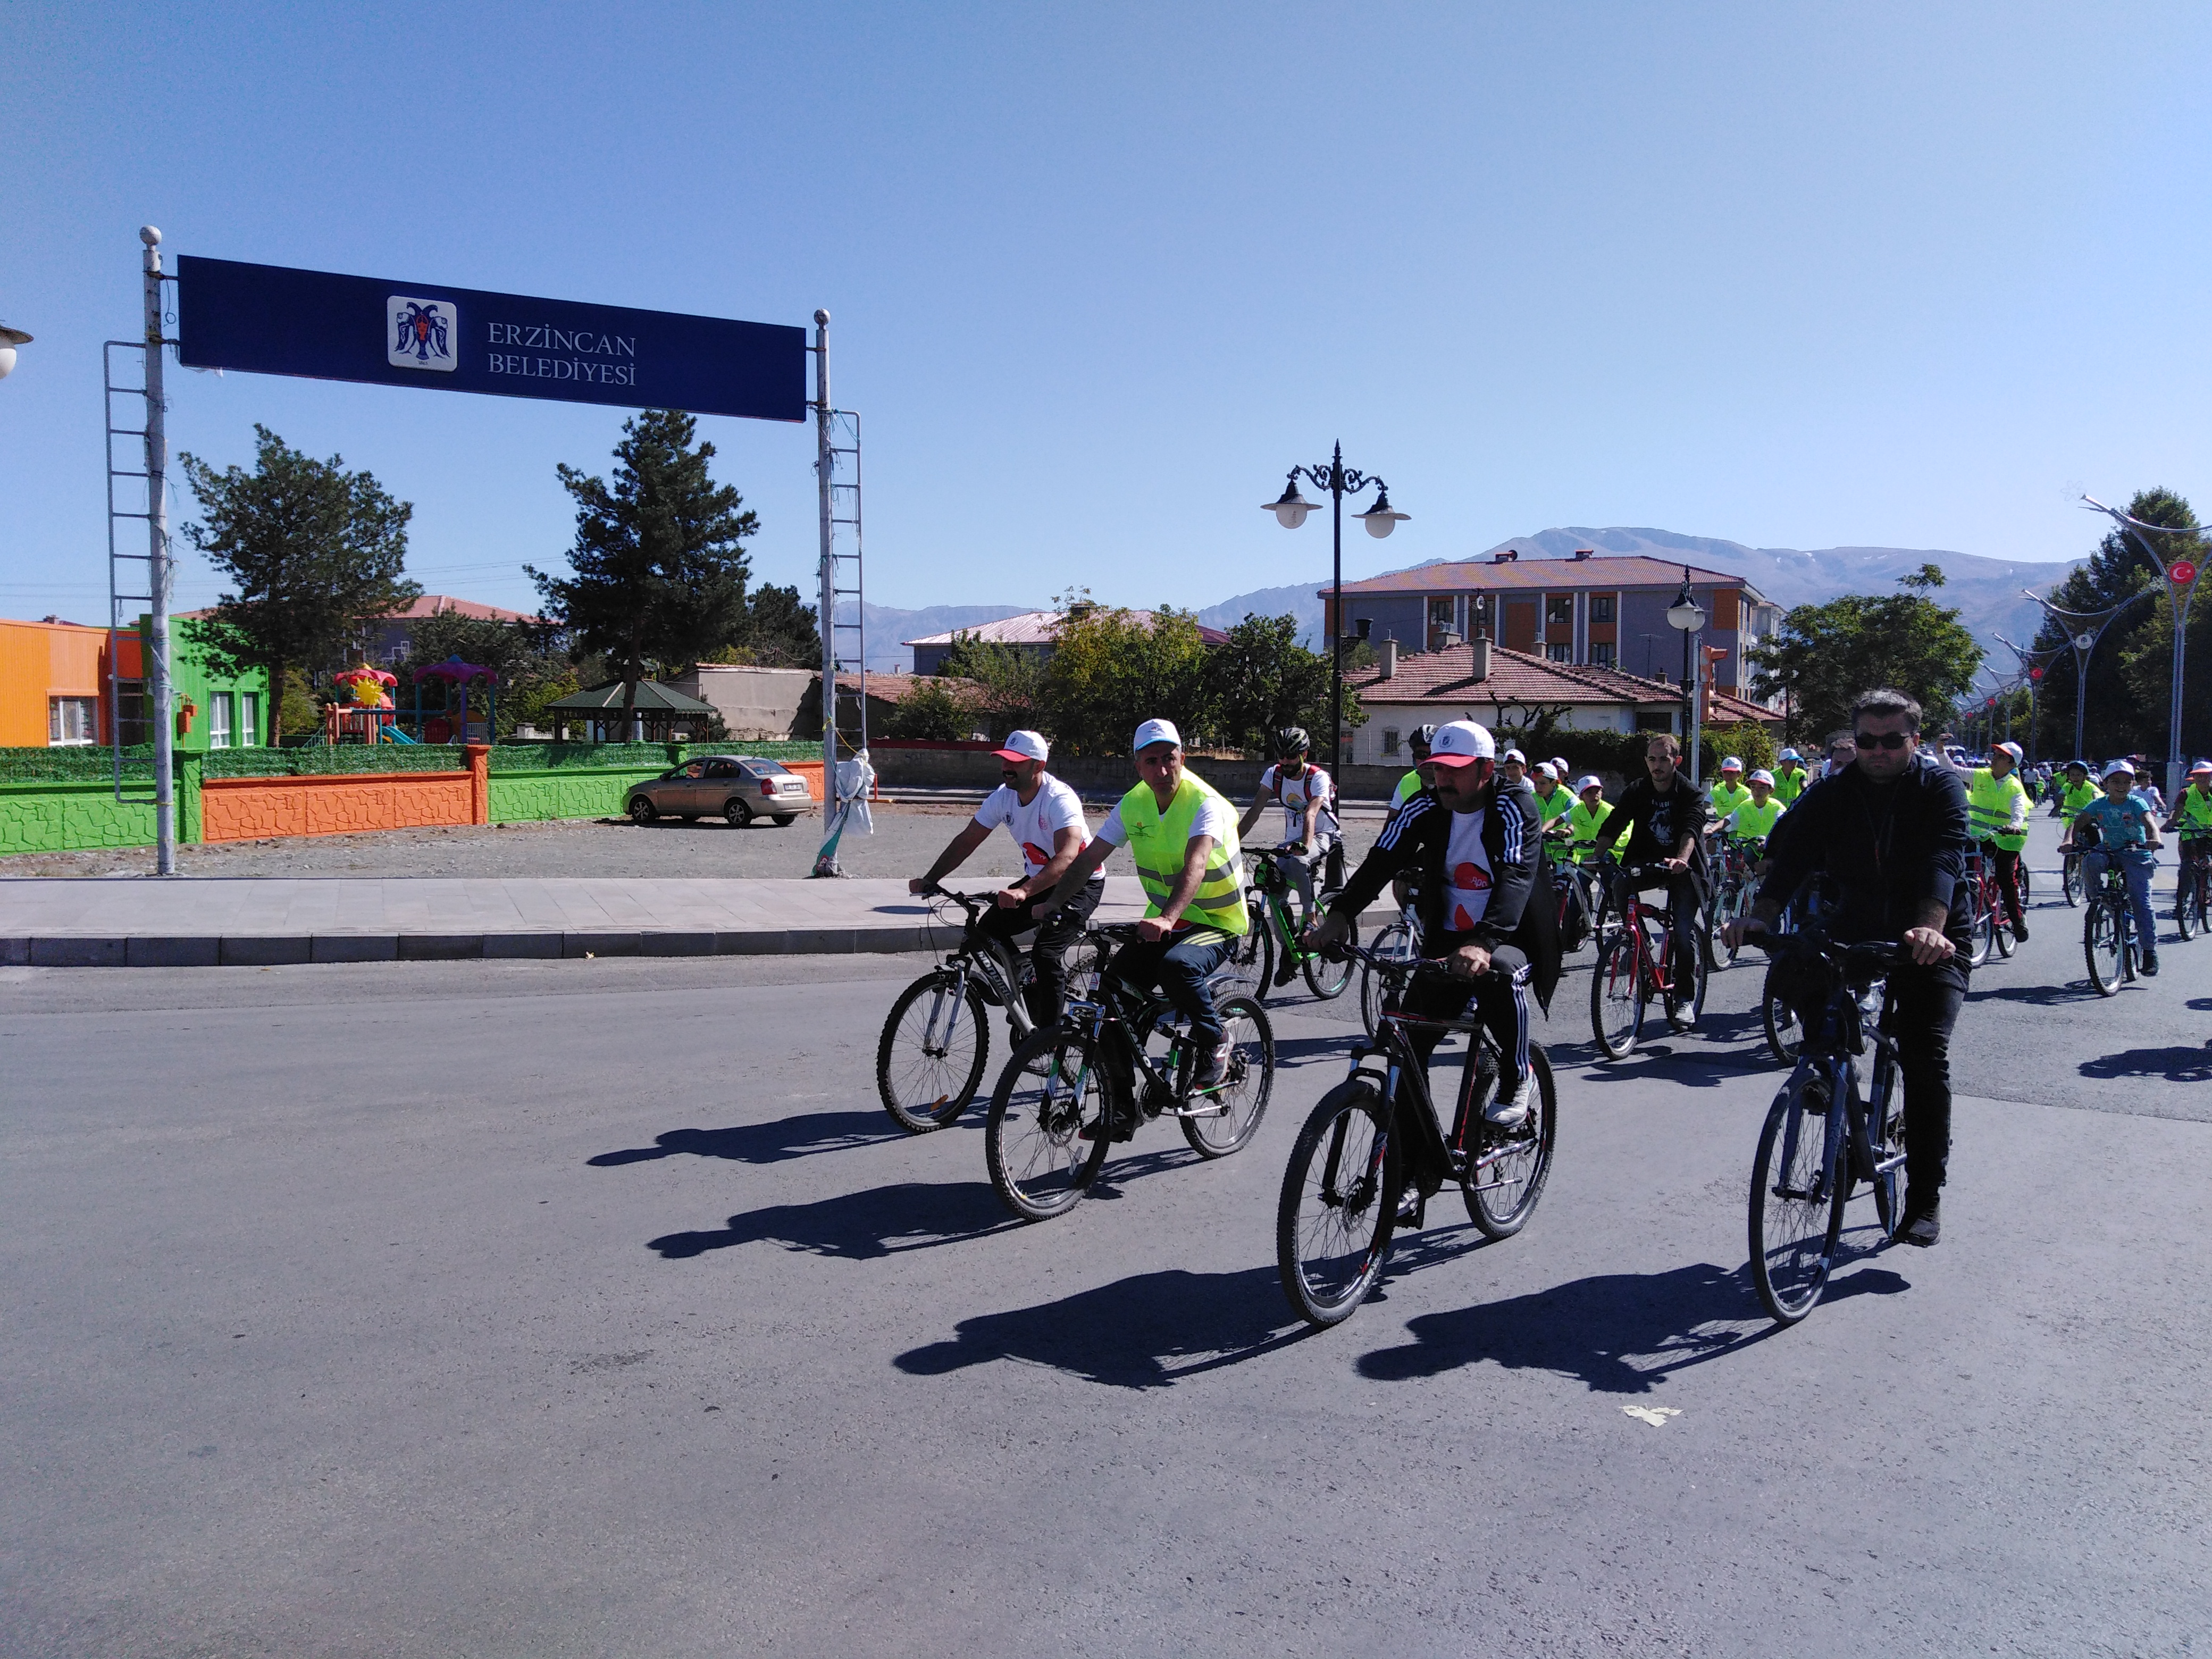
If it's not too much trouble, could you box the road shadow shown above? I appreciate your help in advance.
[1972,983,2103,1008]
[1355,1258,1909,1395]
[590,1108,896,1168]
[2081,1044,2212,1084]
[1271,1034,1357,1071]
[1575,1038,1764,1089]
[895,1264,1310,1388]
[648,1179,1018,1261]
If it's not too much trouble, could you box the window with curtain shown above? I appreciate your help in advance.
[210,692,233,750]
[239,692,260,747]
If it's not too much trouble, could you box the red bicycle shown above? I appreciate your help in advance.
[1589,860,1708,1058]
[1962,844,2031,966]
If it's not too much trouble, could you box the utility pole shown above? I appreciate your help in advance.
[142,227,176,876]
[812,309,835,827]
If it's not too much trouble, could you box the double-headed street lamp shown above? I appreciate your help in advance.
[1666,567,1706,785]
[2081,496,2209,803]
[2021,584,2152,769]
[1264,442,1407,777]
[1992,632,2065,770]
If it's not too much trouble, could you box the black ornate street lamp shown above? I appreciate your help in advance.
[1264,442,1407,776]
[1665,566,1706,784]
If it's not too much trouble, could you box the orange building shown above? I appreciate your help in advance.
[0,618,139,748]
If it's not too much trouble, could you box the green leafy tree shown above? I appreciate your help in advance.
[741,583,821,668]
[1747,564,1982,745]
[400,612,571,739]
[526,409,759,731]
[1210,613,1361,754]
[884,678,976,742]
[937,630,1049,738]
[177,425,420,744]
[1040,595,1212,756]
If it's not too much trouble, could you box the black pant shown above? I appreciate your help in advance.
[1981,841,2026,930]
[1771,951,1968,1200]
[1391,945,1534,1188]
[1105,931,1233,1049]
[1623,867,1705,981]
[976,877,1102,1027]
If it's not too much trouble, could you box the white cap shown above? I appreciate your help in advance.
[1427,720,1496,768]
[1574,774,1602,794]
[1720,755,1744,772]
[2101,758,2136,782]
[1549,757,1569,776]
[1501,747,1527,764]
[1132,718,1182,753]
[1531,762,1557,782]
[992,729,1049,763]
[1748,768,1775,786]
[1995,741,2022,762]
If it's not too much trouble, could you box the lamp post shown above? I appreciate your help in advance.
[1992,633,2064,770]
[0,321,30,381]
[1665,566,1706,785]
[2081,496,2209,803]
[1264,442,1407,777]
[2022,584,2152,768]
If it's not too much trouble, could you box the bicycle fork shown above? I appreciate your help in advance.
[922,963,971,1059]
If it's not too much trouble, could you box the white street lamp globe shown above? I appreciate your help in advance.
[1264,481,1317,530]
[1667,594,1705,632]
[1356,490,1410,539]
[2074,632,2095,651]
[0,324,30,382]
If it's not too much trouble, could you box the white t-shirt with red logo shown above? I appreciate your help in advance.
[1443,806,1495,934]
[974,775,1093,883]
[1258,761,1340,847]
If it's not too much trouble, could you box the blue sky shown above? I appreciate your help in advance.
[4,2,2209,626]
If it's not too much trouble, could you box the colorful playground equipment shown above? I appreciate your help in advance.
[414,656,497,745]
[323,665,409,744]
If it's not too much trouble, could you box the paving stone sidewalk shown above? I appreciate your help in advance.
[0,877,1152,968]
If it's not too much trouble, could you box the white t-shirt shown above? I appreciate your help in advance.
[1097,788,1236,850]
[973,774,1093,882]
[1258,762,1340,847]
[1443,807,1495,934]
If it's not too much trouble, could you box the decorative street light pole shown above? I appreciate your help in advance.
[1992,633,2065,770]
[2081,496,2210,803]
[1264,442,1407,778]
[2022,585,2152,768]
[1666,566,1707,786]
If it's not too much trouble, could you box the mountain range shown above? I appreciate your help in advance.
[841,527,2083,673]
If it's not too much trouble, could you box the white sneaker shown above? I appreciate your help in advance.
[1484,1073,1534,1127]
[1192,1040,1234,1091]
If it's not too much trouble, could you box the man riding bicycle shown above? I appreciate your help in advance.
[1964,740,2032,943]
[1041,719,1246,1103]
[1589,732,1714,1002]
[910,728,1102,1028]
[2064,759,2163,977]
[1722,768,1784,873]
[1301,720,1561,1138]
[1723,688,1971,1249]
[1237,725,1340,939]
[2165,758,2212,917]
[1392,724,1438,809]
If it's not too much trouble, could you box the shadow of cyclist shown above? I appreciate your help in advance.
[1354,1260,1908,1395]
[895,1264,1309,1388]
[647,1179,1018,1261]
[2081,1044,2212,1085]
[590,1108,895,1168]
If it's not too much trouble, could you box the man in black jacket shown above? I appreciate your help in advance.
[1590,731,1713,999]
[1302,719,1561,1148]
[1723,688,1970,1247]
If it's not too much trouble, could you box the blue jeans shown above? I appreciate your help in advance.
[2083,848,2157,954]
[1107,932,1232,1048]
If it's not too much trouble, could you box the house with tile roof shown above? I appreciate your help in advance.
[1339,636,1779,769]
[904,605,1229,676]
[1322,548,1782,705]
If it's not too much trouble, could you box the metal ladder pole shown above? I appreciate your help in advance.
[142,227,176,875]
[813,309,836,827]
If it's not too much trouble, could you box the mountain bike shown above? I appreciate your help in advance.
[984,924,1274,1221]
[1705,833,1761,969]
[2173,840,2210,942]
[1541,825,1598,954]
[2081,852,2151,996]
[875,886,1103,1134]
[1746,934,1911,1325]
[1358,891,1422,1040]
[1227,847,1359,1002]
[1277,943,1556,1328]
[1588,860,1708,1058]
[1960,847,2017,966]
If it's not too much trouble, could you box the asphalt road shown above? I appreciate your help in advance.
[3,817,2207,1657]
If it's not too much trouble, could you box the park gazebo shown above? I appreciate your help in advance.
[546,680,718,743]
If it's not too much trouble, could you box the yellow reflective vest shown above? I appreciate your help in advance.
[1707,780,1752,822]
[1393,769,1422,808]
[1967,767,2030,852]
[1533,785,1575,826]
[1117,771,1248,935]
[1772,765,1808,806]
[1724,796,1784,844]
[1565,797,1613,863]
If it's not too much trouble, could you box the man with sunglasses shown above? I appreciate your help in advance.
[1723,688,1972,1249]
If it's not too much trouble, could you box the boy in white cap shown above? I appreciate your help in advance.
[2063,758,2163,975]
[1965,741,2032,943]
[1772,748,1809,807]
[1303,720,1561,1172]
[1041,719,1248,1103]
[1564,775,1612,865]
[1528,761,1575,831]
[912,728,1102,1027]
[1723,769,1784,870]
[1706,755,1751,825]
[1498,748,1528,789]
[2166,759,2212,918]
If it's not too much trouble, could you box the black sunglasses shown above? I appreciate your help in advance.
[1853,731,1911,750]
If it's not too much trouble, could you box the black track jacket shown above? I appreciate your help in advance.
[1326,778,1563,1012]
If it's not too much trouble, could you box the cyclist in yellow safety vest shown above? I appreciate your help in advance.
[1966,740,2032,941]
[1040,718,1246,1108]
[1723,768,1785,873]
[2053,760,2098,819]
[1706,755,1752,825]
[1771,748,1809,807]
[1392,724,1438,810]
[1564,775,1613,862]
[1529,761,1576,832]
[2166,758,2212,918]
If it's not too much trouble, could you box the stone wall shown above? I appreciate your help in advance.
[200,768,476,842]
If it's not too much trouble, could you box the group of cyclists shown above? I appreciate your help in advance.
[907,691,2210,1255]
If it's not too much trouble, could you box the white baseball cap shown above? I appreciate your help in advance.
[992,729,1049,764]
[1549,757,1569,776]
[1720,755,1744,773]
[1748,768,1775,786]
[1574,774,1603,794]
[1426,720,1496,769]
[1995,741,2022,763]
[2101,758,2137,782]
[1531,762,1557,782]
[1132,718,1182,753]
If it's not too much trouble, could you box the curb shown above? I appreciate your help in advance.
[0,925,945,969]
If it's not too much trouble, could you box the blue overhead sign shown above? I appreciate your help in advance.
[176,256,806,423]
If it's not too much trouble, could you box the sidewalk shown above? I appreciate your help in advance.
[0,876,1152,968]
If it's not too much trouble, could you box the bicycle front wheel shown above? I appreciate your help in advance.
[1301,904,1358,999]
[1711,881,1744,969]
[1465,1044,1557,1239]
[2084,899,2124,996]
[1277,1079,1399,1328]
[1966,888,1993,968]
[1761,963,1803,1065]
[985,1028,1113,1220]
[1232,898,1276,998]
[1590,924,1646,1059]
[1360,921,1414,1040]
[1748,1070,1848,1325]
[1182,995,1274,1158]
[2061,854,2081,907]
[2176,868,2202,941]
[876,971,991,1133]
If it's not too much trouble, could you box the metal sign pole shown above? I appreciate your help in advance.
[812,309,835,827]
[142,227,176,876]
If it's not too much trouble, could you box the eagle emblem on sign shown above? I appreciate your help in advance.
[386,295,458,372]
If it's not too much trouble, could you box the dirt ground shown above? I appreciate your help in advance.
[1,801,1388,883]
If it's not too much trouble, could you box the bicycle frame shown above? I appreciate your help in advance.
[1596,867,1681,1000]
[1050,949,1243,1123]
[1249,851,1322,960]
[914,890,1034,1054]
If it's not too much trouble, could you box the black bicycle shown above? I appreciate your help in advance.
[1276,943,1557,1328]
[984,924,1274,1221]
[1227,847,1358,1001]
[2173,840,2210,942]
[875,886,1103,1134]
[2081,851,2152,995]
[1746,933,1911,1325]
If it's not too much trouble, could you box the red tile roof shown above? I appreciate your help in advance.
[1324,553,1755,598]
[1346,641,1781,724]
[175,593,542,624]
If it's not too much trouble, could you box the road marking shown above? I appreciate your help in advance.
[1622,1405,1682,1427]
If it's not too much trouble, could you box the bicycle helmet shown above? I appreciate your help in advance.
[1275,726,1311,758]
[1409,723,1439,759]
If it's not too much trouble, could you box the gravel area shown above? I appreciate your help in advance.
[0,801,1388,883]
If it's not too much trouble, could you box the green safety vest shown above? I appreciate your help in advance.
[1725,796,1783,843]
[2060,781,2099,817]
[1771,766,1808,806]
[1708,781,1752,821]
[1393,769,1422,808]
[1534,786,1574,826]
[1117,771,1248,935]
[1566,797,1613,862]
[2175,784,2212,835]
[1967,767,2030,852]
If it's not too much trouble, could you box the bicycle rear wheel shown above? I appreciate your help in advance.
[985,1028,1113,1220]
[1301,903,1358,999]
[2084,899,2124,995]
[1360,921,1414,1040]
[1590,923,1646,1059]
[2176,867,2202,941]
[1710,879,1745,969]
[1182,995,1274,1158]
[1464,1044,1557,1239]
[1277,1079,1399,1328]
[876,971,991,1133]
[2061,854,2081,907]
[1748,1070,1848,1325]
